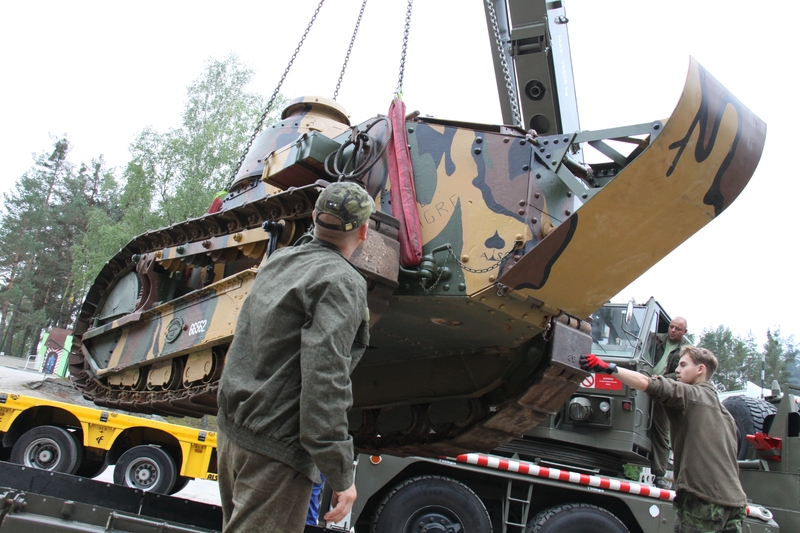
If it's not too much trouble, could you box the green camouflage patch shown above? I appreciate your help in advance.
[674,491,745,533]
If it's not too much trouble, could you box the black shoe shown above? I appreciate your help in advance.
[654,476,671,489]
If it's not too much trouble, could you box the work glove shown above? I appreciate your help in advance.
[580,354,617,374]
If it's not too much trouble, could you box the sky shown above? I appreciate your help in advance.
[1,0,797,345]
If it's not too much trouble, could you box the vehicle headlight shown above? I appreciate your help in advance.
[568,397,592,421]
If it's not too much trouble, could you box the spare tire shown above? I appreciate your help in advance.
[722,395,777,459]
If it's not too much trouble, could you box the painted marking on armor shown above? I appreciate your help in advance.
[189,320,208,335]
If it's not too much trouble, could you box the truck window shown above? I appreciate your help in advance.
[590,305,645,357]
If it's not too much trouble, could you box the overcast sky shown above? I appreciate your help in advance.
[1,0,797,346]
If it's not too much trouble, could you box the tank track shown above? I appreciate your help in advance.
[68,178,588,455]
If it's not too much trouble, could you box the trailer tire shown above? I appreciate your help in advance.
[722,395,777,459]
[372,475,491,533]
[10,425,82,474]
[114,445,177,494]
[527,503,628,533]
[168,475,192,495]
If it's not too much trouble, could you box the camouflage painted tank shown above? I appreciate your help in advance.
[69,61,766,456]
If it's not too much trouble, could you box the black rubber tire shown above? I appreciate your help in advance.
[10,426,82,474]
[722,395,778,460]
[74,457,108,478]
[114,445,177,494]
[167,475,192,495]
[527,503,629,533]
[372,475,492,533]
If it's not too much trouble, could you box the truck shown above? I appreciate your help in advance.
[0,392,217,494]
[0,0,774,532]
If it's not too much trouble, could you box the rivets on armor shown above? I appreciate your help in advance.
[519,200,526,206]
[443,284,450,291]
[534,192,540,198]
[565,210,572,216]
[476,136,483,144]
[489,275,496,282]
[458,283,466,291]
[474,148,482,154]
[531,218,538,224]
[518,209,525,215]
[461,255,469,263]
[233,233,243,242]
[522,164,529,171]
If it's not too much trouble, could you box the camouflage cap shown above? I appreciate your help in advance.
[315,182,376,231]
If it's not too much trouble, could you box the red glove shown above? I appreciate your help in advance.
[580,354,617,374]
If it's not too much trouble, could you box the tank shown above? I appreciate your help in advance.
[69,62,766,457]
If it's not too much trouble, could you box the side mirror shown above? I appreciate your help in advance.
[625,299,634,325]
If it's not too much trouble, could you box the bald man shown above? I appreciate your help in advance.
[650,316,693,489]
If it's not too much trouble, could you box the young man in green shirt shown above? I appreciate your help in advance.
[582,346,747,532]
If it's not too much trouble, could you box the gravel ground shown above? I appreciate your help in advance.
[0,356,222,505]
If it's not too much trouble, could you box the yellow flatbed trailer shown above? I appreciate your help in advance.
[0,391,217,494]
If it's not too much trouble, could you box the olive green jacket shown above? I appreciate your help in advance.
[646,377,747,507]
[654,333,693,379]
[217,237,369,492]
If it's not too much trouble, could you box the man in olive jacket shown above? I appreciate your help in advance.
[582,347,747,532]
[217,182,375,533]
[651,316,692,488]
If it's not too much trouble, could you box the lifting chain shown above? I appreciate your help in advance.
[333,0,369,100]
[226,0,326,190]
[448,241,521,274]
[395,0,414,96]
[485,0,523,129]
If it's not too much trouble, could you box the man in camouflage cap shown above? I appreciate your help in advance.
[217,181,374,532]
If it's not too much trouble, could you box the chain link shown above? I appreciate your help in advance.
[485,0,522,128]
[395,0,414,95]
[420,243,520,293]
[226,0,326,190]
[333,0,368,100]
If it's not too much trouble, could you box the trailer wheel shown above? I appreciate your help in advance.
[10,425,82,474]
[371,475,491,533]
[722,395,778,459]
[168,475,192,495]
[114,445,177,494]
[527,503,628,533]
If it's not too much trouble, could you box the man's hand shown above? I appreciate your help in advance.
[324,483,357,524]
[580,354,617,374]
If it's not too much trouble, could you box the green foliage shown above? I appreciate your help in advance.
[3,53,283,355]
[699,326,799,392]
[623,464,643,481]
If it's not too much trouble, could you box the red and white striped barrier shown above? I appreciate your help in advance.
[452,453,673,501]
[450,453,772,521]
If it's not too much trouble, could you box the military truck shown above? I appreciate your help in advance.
[721,384,800,531]
[66,0,765,464]
[312,298,780,532]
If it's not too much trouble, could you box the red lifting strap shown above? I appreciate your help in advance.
[386,97,423,267]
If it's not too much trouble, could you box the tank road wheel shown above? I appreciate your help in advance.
[114,445,177,494]
[372,476,491,533]
[10,426,83,474]
[527,503,628,533]
[722,395,778,459]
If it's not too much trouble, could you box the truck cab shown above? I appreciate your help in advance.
[511,298,670,476]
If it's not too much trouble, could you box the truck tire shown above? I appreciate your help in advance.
[372,475,492,533]
[114,445,177,494]
[10,425,82,474]
[721,395,777,460]
[527,503,628,533]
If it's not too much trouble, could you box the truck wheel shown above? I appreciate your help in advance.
[114,445,177,494]
[10,425,82,474]
[372,475,491,533]
[722,395,778,459]
[527,503,628,533]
